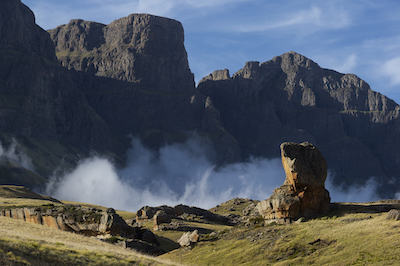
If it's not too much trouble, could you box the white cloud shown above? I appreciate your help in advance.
[46,138,284,211]
[325,175,380,203]
[222,3,351,33]
[335,54,358,74]
[382,57,400,86]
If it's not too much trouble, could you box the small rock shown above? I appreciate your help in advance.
[386,209,400,220]
[177,230,200,247]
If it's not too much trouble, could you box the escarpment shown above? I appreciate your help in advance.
[48,14,241,164]
[198,52,400,197]
[1,1,400,198]
[0,0,115,178]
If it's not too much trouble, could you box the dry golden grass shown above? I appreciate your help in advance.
[3,185,400,265]
[0,216,182,265]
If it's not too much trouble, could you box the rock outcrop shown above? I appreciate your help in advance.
[0,205,149,239]
[386,209,400,220]
[257,142,330,223]
[136,204,234,230]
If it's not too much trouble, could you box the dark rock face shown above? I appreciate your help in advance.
[0,0,115,178]
[49,15,193,90]
[257,142,330,223]
[2,1,400,199]
[198,51,400,196]
[0,0,56,61]
[48,15,240,163]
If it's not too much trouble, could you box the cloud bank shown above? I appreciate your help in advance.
[44,137,385,212]
[45,138,285,211]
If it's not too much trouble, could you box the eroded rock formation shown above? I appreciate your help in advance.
[0,205,151,240]
[257,142,330,223]
[136,204,234,231]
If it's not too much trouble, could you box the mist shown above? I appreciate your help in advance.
[46,138,285,211]
[325,174,380,203]
[45,137,384,211]
[0,139,35,171]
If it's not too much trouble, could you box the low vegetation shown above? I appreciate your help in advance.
[1,186,400,265]
[161,201,400,265]
[0,216,179,265]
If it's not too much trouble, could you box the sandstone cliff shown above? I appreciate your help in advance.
[198,52,400,196]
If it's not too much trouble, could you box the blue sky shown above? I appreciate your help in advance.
[22,0,400,104]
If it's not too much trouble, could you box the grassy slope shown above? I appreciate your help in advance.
[0,185,177,265]
[2,185,400,265]
[161,202,400,266]
[0,216,179,265]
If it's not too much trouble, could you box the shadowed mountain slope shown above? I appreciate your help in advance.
[48,15,241,163]
[1,0,400,200]
[198,52,400,196]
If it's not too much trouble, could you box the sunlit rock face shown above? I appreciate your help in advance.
[257,142,330,223]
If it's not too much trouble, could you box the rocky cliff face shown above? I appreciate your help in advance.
[198,51,400,196]
[0,0,117,178]
[48,15,240,162]
[2,1,400,198]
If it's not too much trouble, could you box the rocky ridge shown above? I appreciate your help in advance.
[198,52,400,196]
[48,14,241,163]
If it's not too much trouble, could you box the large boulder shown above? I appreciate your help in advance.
[177,230,200,248]
[257,142,330,223]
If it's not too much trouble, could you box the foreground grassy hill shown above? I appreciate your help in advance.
[0,186,177,265]
[161,201,400,265]
[1,185,400,265]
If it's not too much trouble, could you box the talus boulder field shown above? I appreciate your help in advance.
[257,142,330,223]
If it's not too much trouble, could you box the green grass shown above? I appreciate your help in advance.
[161,203,400,265]
[3,185,400,265]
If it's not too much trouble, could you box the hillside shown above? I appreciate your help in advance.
[1,185,400,265]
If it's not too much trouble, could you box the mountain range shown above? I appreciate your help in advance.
[1,0,400,198]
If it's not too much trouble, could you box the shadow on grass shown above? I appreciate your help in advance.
[326,200,400,218]
[156,236,181,253]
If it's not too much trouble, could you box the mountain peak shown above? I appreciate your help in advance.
[0,0,56,61]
